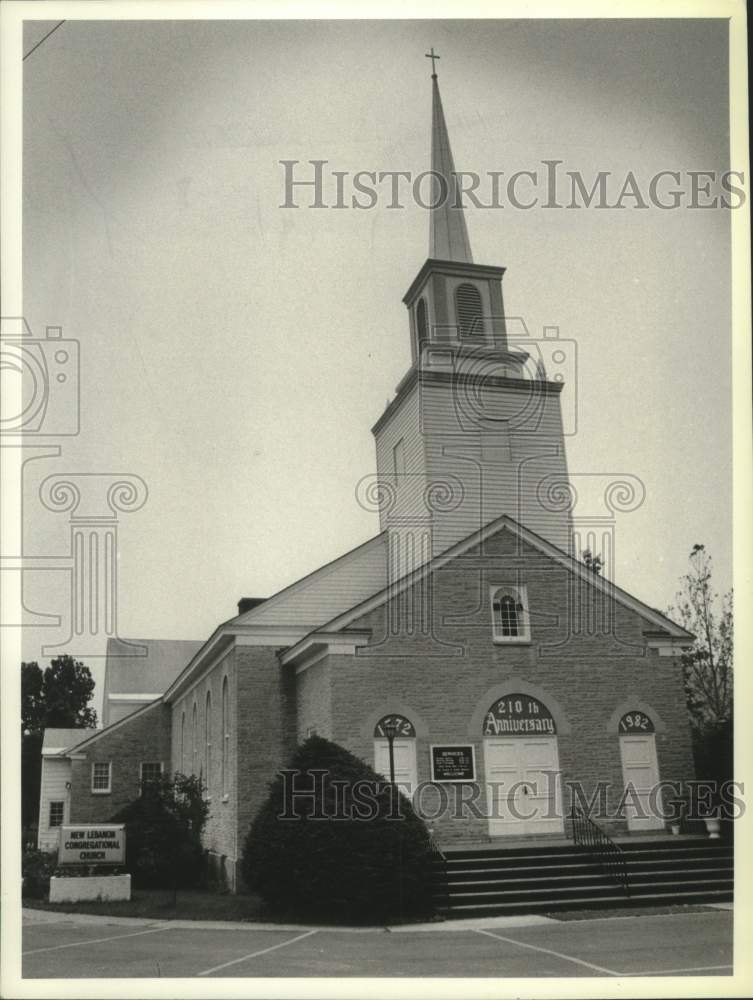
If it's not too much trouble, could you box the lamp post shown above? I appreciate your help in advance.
[383,719,398,786]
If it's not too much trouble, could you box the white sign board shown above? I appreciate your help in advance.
[58,824,126,866]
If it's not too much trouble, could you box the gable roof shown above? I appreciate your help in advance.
[42,728,98,756]
[317,514,694,641]
[58,698,163,754]
[230,532,388,629]
[104,637,204,697]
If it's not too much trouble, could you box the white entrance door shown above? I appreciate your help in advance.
[374,739,418,798]
[484,737,564,836]
[619,734,663,831]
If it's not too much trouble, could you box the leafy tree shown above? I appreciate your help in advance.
[21,655,97,831]
[40,656,98,729]
[669,544,733,727]
[242,736,437,924]
[21,662,45,734]
[22,655,97,733]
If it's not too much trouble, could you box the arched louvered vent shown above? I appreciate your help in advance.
[416,297,428,347]
[455,283,484,337]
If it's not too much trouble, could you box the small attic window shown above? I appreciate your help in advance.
[455,283,484,337]
[416,297,429,347]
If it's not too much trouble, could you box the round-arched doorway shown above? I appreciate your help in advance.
[618,710,663,831]
[483,694,564,836]
[373,714,417,795]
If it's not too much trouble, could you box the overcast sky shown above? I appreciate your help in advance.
[20,17,732,710]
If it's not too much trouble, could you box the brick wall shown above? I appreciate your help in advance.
[170,649,236,888]
[233,646,297,888]
[69,701,172,824]
[326,528,695,844]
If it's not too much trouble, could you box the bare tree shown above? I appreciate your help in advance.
[669,544,733,726]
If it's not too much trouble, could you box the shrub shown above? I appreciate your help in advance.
[109,772,209,889]
[241,736,436,924]
[22,847,57,899]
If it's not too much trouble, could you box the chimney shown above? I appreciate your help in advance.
[237,597,267,615]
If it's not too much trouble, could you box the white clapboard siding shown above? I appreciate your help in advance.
[374,378,572,556]
[37,757,71,851]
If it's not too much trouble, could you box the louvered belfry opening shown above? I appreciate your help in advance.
[416,296,429,348]
[455,283,484,337]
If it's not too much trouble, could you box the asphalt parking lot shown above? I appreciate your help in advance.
[20,907,733,979]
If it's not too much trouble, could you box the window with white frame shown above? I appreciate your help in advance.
[91,761,112,793]
[221,676,229,798]
[490,585,530,642]
[140,761,163,788]
[49,800,64,827]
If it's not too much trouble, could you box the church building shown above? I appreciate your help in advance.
[46,64,696,891]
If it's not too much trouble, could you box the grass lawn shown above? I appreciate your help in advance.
[24,888,264,922]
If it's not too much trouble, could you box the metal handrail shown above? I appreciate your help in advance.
[570,806,630,895]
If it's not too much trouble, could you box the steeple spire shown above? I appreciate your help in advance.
[425,51,473,263]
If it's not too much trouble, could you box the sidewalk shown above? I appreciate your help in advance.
[22,906,554,934]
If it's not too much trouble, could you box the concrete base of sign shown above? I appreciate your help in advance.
[49,874,131,903]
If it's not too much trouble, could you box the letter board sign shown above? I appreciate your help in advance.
[430,745,476,782]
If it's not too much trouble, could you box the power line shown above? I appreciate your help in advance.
[23,20,65,62]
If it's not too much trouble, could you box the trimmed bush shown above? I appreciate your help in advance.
[22,848,57,899]
[241,736,437,924]
[109,773,208,889]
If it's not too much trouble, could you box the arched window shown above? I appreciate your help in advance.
[455,283,484,337]
[416,297,429,348]
[191,702,198,775]
[221,676,229,798]
[205,691,212,792]
[180,712,186,773]
[491,585,530,642]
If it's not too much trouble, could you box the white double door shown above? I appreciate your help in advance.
[619,734,663,831]
[484,737,564,836]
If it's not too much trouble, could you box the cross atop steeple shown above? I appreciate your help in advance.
[425,47,440,78]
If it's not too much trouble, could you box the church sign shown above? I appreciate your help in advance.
[618,711,655,734]
[431,744,476,782]
[483,695,556,736]
[58,824,126,866]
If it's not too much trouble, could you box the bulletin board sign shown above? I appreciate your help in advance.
[430,745,476,782]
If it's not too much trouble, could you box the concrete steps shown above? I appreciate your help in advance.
[432,837,733,917]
